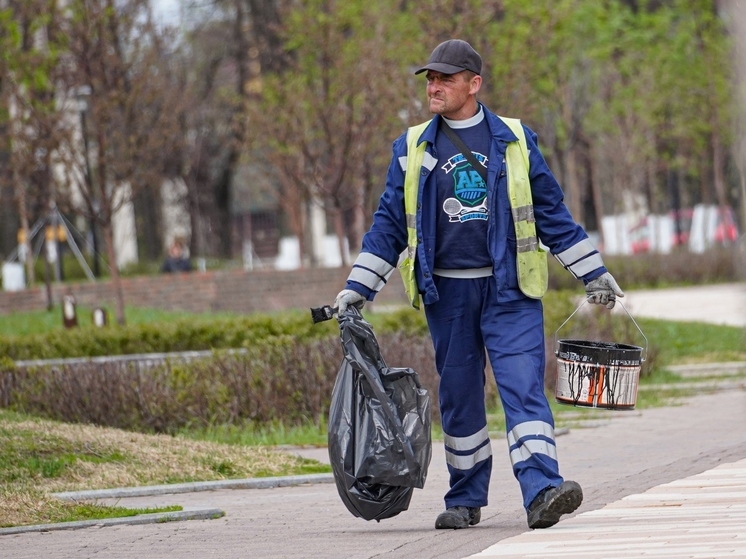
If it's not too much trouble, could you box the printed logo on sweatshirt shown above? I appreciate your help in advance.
[441,153,488,223]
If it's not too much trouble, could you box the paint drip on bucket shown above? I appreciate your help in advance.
[555,339,643,409]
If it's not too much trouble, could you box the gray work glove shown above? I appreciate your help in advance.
[585,272,624,309]
[334,289,366,314]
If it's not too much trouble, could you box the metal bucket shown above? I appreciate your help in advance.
[554,301,647,410]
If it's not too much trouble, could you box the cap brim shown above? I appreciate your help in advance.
[414,62,468,75]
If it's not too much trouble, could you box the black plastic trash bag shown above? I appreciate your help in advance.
[327,307,432,522]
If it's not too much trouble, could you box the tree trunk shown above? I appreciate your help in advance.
[727,0,746,229]
[332,208,349,267]
[102,222,126,326]
[590,143,606,248]
[711,127,729,209]
[12,164,35,285]
[564,147,582,222]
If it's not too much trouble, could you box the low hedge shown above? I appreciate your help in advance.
[0,290,659,432]
[0,312,338,361]
[0,332,439,433]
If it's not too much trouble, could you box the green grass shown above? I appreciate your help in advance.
[31,503,184,527]
[0,305,239,337]
[0,425,128,484]
[0,407,330,528]
[178,420,330,450]
[636,317,746,364]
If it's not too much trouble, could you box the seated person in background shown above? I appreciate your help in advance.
[161,240,192,273]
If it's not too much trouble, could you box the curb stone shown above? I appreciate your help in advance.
[667,361,746,377]
[0,508,225,536]
[0,474,333,536]
[52,473,334,501]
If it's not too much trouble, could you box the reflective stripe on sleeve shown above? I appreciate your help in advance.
[353,253,394,277]
[567,253,605,278]
[348,253,394,291]
[348,267,387,291]
[555,238,596,267]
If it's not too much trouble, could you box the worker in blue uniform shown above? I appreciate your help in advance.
[334,39,624,530]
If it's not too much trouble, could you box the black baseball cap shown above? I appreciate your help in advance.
[415,39,482,76]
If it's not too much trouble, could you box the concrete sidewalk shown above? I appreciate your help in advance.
[3,388,746,559]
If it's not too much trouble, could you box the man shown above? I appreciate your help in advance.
[334,39,623,530]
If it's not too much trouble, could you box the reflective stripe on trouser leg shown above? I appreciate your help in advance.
[425,276,492,509]
[480,285,564,510]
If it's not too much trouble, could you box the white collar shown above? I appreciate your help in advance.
[443,105,484,129]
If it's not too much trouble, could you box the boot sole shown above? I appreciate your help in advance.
[527,481,583,529]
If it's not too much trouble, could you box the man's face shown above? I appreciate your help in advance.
[425,70,481,119]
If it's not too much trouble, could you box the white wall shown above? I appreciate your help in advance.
[112,183,139,269]
[160,178,191,253]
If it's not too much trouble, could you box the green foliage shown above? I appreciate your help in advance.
[0,310,337,360]
[368,307,429,336]
[0,333,344,433]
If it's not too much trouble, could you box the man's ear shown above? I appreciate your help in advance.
[470,75,482,95]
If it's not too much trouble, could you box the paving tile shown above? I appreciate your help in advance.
[468,457,746,559]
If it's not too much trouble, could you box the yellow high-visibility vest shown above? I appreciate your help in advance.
[400,117,547,309]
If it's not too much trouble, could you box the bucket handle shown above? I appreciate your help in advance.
[554,298,648,362]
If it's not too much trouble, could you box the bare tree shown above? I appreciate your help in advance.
[56,0,182,324]
[251,0,422,267]
[161,0,257,260]
[0,0,71,293]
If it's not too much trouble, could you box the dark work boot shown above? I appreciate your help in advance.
[435,506,481,529]
[527,480,583,529]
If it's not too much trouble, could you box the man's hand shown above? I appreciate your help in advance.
[334,289,366,314]
[585,272,624,309]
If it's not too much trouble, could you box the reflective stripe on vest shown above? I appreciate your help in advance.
[400,117,548,307]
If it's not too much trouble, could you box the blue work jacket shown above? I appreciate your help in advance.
[348,105,606,305]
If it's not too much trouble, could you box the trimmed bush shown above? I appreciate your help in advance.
[0,289,661,432]
[0,313,337,361]
[1,332,439,433]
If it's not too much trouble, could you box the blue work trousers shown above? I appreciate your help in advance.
[424,275,564,510]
